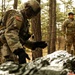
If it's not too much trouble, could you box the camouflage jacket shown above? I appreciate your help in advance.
[62,18,75,35]
[0,9,30,52]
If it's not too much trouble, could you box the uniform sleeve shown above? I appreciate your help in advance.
[4,15,23,53]
[62,19,68,34]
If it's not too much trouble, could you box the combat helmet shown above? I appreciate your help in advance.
[68,12,75,15]
[22,0,41,14]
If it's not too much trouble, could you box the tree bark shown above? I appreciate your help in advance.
[2,0,6,16]
[13,0,18,9]
[48,0,52,54]
[48,0,56,54]
[31,0,42,60]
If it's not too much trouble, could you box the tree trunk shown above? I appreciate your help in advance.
[48,0,52,54]
[2,0,3,16]
[48,0,56,54]
[51,0,56,53]
[2,0,6,16]
[31,0,42,60]
[13,0,18,9]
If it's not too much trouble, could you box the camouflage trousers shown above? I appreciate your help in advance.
[66,34,75,55]
[1,43,18,63]
[0,35,18,64]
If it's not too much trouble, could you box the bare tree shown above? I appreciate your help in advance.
[2,0,6,16]
[13,0,18,9]
[31,0,42,60]
[48,0,56,54]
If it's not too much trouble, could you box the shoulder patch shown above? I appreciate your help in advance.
[15,16,22,22]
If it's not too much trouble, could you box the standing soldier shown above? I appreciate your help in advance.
[0,0,47,64]
[62,12,75,54]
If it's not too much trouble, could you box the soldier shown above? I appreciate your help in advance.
[0,0,47,64]
[62,12,75,54]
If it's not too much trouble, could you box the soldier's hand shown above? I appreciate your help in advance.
[32,41,47,50]
[13,48,30,64]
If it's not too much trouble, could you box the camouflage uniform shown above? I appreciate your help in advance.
[62,18,75,54]
[0,10,24,62]
[0,0,47,64]
[0,8,33,63]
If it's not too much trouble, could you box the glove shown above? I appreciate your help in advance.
[32,41,47,50]
[19,33,31,44]
[13,48,30,64]
[18,52,30,64]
